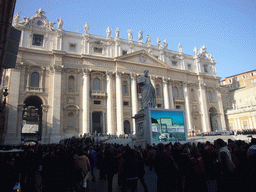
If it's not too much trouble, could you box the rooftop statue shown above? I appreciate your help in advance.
[106,26,112,37]
[146,35,151,45]
[128,30,133,40]
[138,30,143,41]
[57,17,63,30]
[163,39,168,48]
[115,27,120,38]
[84,22,89,34]
[14,12,20,25]
[194,46,199,56]
[36,8,46,17]
[138,70,156,109]
[157,38,162,48]
[178,43,182,53]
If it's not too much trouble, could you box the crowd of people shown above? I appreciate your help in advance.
[1,136,256,192]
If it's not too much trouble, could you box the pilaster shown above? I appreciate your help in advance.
[131,73,138,134]
[162,77,169,109]
[182,82,192,132]
[106,72,114,134]
[82,68,90,134]
[168,79,175,109]
[116,71,124,135]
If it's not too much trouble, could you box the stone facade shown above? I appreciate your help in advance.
[1,9,226,144]
[221,70,256,130]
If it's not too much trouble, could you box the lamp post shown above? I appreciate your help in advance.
[0,88,8,112]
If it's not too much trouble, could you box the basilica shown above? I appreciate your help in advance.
[2,9,226,144]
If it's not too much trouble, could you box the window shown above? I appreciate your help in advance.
[94,100,101,105]
[93,78,101,90]
[157,104,162,108]
[174,86,178,98]
[32,34,44,46]
[30,72,40,87]
[122,50,127,55]
[250,72,254,76]
[172,61,177,66]
[187,64,191,70]
[68,76,75,92]
[123,85,127,94]
[122,81,128,94]
[176,105,181,109]
[123,101,129,106]
[229,85,233,90]
[94,47,102,54]
[204,65,208,73]
[242,75,247,79]
[69,43,77,51]
[236,83,240,87]
[228,79,232,83]
[67,112,74,129]
[251,79,256,83]
[235,77,239,81]
[208,91,213,102]
[156,84,160,96]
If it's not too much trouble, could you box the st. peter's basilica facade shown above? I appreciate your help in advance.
[2,9,226,144]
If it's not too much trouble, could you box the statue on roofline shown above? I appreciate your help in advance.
[115,27,120,38]
[84,22,89,34]
[128,30,133,40]
[57,17,63,30]
[106,26,112,37]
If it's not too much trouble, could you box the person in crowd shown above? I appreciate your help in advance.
[135,148,148,192]
[153,143,179,192]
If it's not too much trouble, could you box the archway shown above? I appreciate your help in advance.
[22,96,43,142]
[92,111,103,134]
[209,107,218,132]
[124,120,131,134]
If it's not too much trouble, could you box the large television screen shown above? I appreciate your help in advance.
[149,109,187,144]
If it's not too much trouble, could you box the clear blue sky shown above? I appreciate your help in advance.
[14,0,256,80]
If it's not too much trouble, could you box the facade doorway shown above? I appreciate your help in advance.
[124,120,131,134]
[22,96,43,142]
[92,112,103,134]
[209,107,219,131]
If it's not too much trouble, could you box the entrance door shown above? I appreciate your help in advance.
[124,120,131,134]
[92,112,103,134]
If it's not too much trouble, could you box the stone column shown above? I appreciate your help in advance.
[51,65,63,143]
[216,88,227,130]
[4,67,22,144]
[198,82,210,132]
[106,72,114,134]
[237,118,242,130]
[234,118,238,130]
[82,69,90,134]
[162,77,169,109]
[115,40,120,57]
[56,32,63,50]
[116,72,124,135]
[131,73,138,134]
[150,75,156,88]
[168,79,175,109]
[252,116,256,128]
[183,82,192,132]
[41,105,49,144]
[249,116,253,129]
[82,36,89,54]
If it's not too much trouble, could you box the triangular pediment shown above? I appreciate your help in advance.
[116,50,170,68]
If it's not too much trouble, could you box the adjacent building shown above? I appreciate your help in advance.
[2,9,226,144]
[221,70,256,130]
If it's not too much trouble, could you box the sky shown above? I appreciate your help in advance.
[14,0,256,80]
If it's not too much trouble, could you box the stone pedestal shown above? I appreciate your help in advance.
[133,109,152,148]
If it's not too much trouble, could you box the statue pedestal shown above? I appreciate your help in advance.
[133,109,152,148]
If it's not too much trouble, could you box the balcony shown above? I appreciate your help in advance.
[91,90,106,98]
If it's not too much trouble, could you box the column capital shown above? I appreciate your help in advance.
[199,82,207,89]
[115,71,124,78]
[80,68,91,76]
[106,71,114,78]
[162,77,168,84]
[50,65,64,73]
[150,75,156,80]
[130,73,138,80]
[41,104,49,112]
[181,81,188,87]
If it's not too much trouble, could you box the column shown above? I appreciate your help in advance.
[116,72,124,135]
[249,116,253,129]
[253,116,256,128]
[150,75,156,88]
[4,68,22,144]
[216,89,227,130]
[115,40,120,57]
[51,65,63,143]
[82,36,89,54]
[237,118,242,130]
[168,79,175,109]
[106,72,114,134]
[162,77,169,109]
[56,32,63,50]
[198,82,211,132]
[41,105,49,144]
[82,69,90,134]
[131,73,138,134]
[234,118,238,130]
[183,82,192,132]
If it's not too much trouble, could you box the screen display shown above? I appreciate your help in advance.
[150,110,186,144]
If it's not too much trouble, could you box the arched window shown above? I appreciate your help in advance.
[174,86,178,98]
[93,78,101,90]
[30,72,40,87]
[68,76,75,92]
[156,84,160,96]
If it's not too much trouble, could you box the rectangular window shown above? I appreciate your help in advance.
[251,79,256,83]
[94,47,103,53]
[123,101,129,106]
[122,50,127,55]
[94,100,101,105]
[176,105,181,109]
[250,72,254,76]
[122,85,127,94]
[235,77,239,81]
[242,75,247,79]
[69,43,77,51]
[172,61,177,66]
[204,65,208,73]
[32,34,44,46]
[236,83,240,88]
[157,104,162,108]
[187,64,191,70]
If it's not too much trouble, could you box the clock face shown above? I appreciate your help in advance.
[33,19,45,28]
